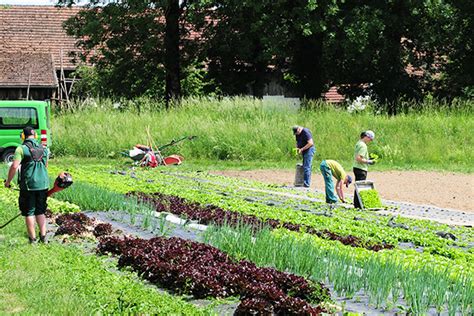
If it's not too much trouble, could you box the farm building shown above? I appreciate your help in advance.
[0,5,345,102]
[0,53,57,100]
[0,5,81,101]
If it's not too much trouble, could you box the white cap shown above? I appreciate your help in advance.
[365,130,375,140]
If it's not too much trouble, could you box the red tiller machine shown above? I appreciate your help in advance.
[124,135,197,168]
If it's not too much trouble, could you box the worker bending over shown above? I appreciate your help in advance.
[320,159,352,204]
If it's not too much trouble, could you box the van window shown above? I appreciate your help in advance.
[0,107,39,129]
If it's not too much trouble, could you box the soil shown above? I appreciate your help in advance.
[211,170,474,213]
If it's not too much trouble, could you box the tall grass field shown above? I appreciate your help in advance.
[52,97,473,172]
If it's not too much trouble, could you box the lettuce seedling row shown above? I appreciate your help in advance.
[98,235,331,315]
[52,211,334,314]
[128,191,394,251]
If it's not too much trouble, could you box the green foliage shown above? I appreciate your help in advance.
[61,1,172,99]
[59,0,472,106]
[53,181,153,213]
[51,97,474,172]
[0,242,208,314]
[0,187,80,214]
[0,168,210,315]
[198,0,277,97]
[51,162,474,266]
[181,64,220,97]
[205,225,473,314]
[358,189,383,209]
[436,0,473,98]
[322,0,464,110]
[70,65,104,98]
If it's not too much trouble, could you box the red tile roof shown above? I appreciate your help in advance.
[0,52,57,88]
[0,5,81,70]
[323,86,345,103]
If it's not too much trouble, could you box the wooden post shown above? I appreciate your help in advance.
[26,68,32,100]
[67,74,77,97]
[60,48,70,106]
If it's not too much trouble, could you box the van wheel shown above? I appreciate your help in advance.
[2,148,15,163]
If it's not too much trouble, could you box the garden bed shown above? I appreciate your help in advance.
[128,191,394,251]
[98,235,330,315]
[43,163,473,314]
[52,211,332,314]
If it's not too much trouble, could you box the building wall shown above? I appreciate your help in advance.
[0,88,55,101]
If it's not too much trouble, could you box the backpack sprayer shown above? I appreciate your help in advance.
[0,172,73,229]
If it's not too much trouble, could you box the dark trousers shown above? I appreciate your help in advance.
[353,167,367,209]
[302,146,315,187]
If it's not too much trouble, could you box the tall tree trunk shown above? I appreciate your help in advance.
[379,33,403,114]
[293,32,325,99]
[252,40,266,98]
[377,0,408,115]
[252,61,266,98]
[164,0,181,107]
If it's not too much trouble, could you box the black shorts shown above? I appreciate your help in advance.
[19,189,48,217]
[353,167,368,181]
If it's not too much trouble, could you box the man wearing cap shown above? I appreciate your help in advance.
[4,126,49,244]
[320,159,352,204]
[292,125,315,187]
[353,130,375,208]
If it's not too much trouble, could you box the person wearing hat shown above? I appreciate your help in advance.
[352,130,375,208]
[320,159,352,203]
[4,126,49,244]
[292,125,315,187]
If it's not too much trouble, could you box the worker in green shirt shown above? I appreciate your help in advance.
[353,130,375,208]
[320,159,352,204]
[4,127,49,244]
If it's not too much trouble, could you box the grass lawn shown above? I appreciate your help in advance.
[52,97,474,173]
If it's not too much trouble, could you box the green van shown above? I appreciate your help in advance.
[0,100,52,163]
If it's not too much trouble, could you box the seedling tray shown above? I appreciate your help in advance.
[354,180,382,210]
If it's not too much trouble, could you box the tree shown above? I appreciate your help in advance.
[323,0,466,112]
[275,0,333,99]
[59,0,471,109]
[438,0,473,98]
[59,0,189,106]
[196,0,279,97]
[164,0,181,103]
[198,0,342,99]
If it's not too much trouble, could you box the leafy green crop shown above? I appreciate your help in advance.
[205,224,473,315]
[49,163,473,266]
[369,153,380,162]
[359,189,383,209]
